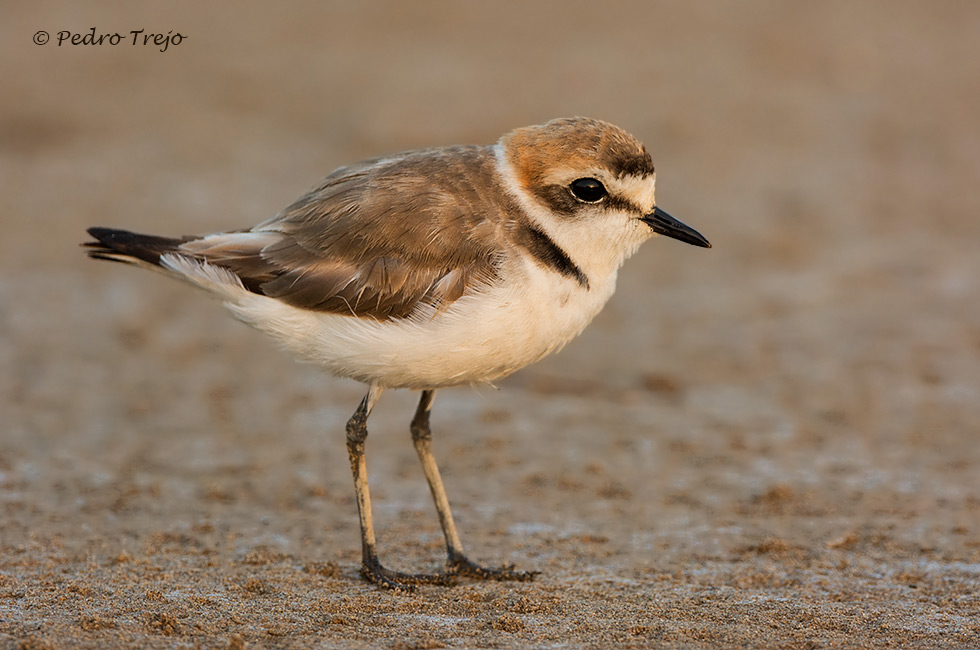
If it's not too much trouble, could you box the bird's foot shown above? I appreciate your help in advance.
[360,553,540,591]
[360,559,457,592]
[447,554,541,582]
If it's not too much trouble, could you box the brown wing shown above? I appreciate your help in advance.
[182,145,517,319]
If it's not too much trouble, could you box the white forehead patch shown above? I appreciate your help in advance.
[608,173,657,213]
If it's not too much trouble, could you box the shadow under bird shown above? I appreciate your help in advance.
[83,117,710,590]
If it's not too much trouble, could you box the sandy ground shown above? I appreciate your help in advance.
[2,2,980,648]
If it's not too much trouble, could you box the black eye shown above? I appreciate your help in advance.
[569,178,607,203]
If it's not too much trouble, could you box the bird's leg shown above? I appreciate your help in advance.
[345,385,387,585]
[345,384,452,591]
[410,390,539,582]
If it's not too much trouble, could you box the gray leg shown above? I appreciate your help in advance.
[410,390,465,559]
[411,390,539,582]
[345,384,452,591]
[345,384,384,577]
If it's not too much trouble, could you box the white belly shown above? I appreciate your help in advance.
[225,260,618,389]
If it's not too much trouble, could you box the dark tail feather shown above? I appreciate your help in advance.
[83,227,194,266]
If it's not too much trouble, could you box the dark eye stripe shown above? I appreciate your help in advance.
[529,184,646,217]
[604,195,647,215]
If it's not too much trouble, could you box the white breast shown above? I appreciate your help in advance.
[219,255,619,389]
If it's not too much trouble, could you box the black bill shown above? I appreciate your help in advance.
[640,207,711,248]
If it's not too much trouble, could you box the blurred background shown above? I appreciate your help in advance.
[2,1,979,645]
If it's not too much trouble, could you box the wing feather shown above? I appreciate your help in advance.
[180,145,518,320]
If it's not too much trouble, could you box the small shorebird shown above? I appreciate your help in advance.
[84,117,710,590]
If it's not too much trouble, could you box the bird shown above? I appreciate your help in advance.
[83,117,711,591]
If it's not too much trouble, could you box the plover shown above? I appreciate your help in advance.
[84,117,710,590]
